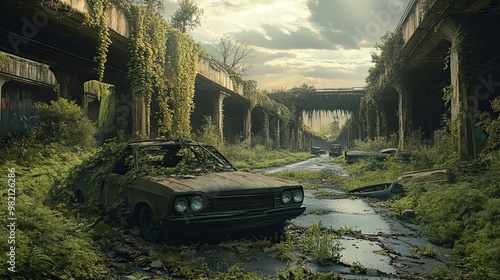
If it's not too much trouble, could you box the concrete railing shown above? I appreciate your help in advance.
[314,88,365,96]
[0,53,57,86]
[60,0,129,38]
[197,58,244,96]
[398,0,438,44]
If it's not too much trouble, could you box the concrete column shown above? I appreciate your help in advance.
[0,78,9,137]
[210,91,227,139]
[440,21,474,159]
[132,94,147,137]
[51,68,86,107]
[114,84,132,137]
[243,106,251,142]
[393,81,412,149]
[269,115,280,147]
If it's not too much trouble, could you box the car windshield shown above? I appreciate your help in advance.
[136,143,236,176]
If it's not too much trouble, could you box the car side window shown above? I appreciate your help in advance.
[113,147,134,175]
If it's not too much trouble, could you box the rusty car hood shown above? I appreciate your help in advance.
[137,171,300,194]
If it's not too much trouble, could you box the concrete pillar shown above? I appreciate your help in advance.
[132,94,147,137]
[210,91,227,139]
[270,115,280,147]
[0,78,8,137]
[114,84,132,137]
[393,81,412,149]
[243,106,251,141]
[51,68,86,107]
[440,21,474,159]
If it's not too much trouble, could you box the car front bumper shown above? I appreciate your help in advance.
[162,206,306,232]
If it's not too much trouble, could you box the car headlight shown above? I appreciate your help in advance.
[190,195,204,212]
[174,197,189,213]
[281,191,292,204]
[292,190,304,203]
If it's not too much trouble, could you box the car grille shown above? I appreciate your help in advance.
[213,194,274,212]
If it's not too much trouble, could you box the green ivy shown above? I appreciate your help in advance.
[0,52,9,69]
[86,0,112,81]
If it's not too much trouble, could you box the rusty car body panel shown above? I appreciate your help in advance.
[345,168,453,200]
[396,168,453,185]
[345,182,404,199]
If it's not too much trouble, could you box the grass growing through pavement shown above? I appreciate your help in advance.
[221,144,313,171]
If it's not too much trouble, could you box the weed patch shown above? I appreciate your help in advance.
[275,223,342,265]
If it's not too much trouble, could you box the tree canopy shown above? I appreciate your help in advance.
[170,0,204,33]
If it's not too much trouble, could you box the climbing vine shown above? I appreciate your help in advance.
[164,29,204,137]
[0,53,9,69]
[84,80,112,101]
[86,0,112,81]
[125,4,204,137]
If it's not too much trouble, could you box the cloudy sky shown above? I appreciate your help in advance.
[162,0,407,91]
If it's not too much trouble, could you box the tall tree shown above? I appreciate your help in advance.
[170,0,204,33]
[214,34,255,76]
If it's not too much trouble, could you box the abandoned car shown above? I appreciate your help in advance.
[329,144,342,157]
[72,139,306,240]
[346,168,453,199]
[344,148,412,164]
[311,146,326,156]
[345,181,405,200]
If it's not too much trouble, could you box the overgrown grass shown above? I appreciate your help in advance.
[275,222,342,265]
[221,143,313,170]
[0,144,104,279]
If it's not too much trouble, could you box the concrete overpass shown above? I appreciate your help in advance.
[299,87,365,112]
[374,0,500,159]
[0,0,323,150]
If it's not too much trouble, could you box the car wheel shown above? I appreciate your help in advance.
[139,207,159,242]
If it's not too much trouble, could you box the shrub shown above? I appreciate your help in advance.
[31,98,96,147]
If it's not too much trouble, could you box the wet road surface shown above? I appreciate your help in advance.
[251,155,452,279]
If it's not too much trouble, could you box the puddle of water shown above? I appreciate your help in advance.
[339,237,396,275]
[294,196,391,234]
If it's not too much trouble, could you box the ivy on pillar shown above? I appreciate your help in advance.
[132,94,148,138]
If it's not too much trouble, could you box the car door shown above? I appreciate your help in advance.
[100,146,133,206]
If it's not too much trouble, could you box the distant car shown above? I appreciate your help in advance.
[344,148,412,164]
[311,146,326,156]
[72,139,306,241]
[329,144,342,157]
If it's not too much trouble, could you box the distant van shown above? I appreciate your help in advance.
[329,144,342,157]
